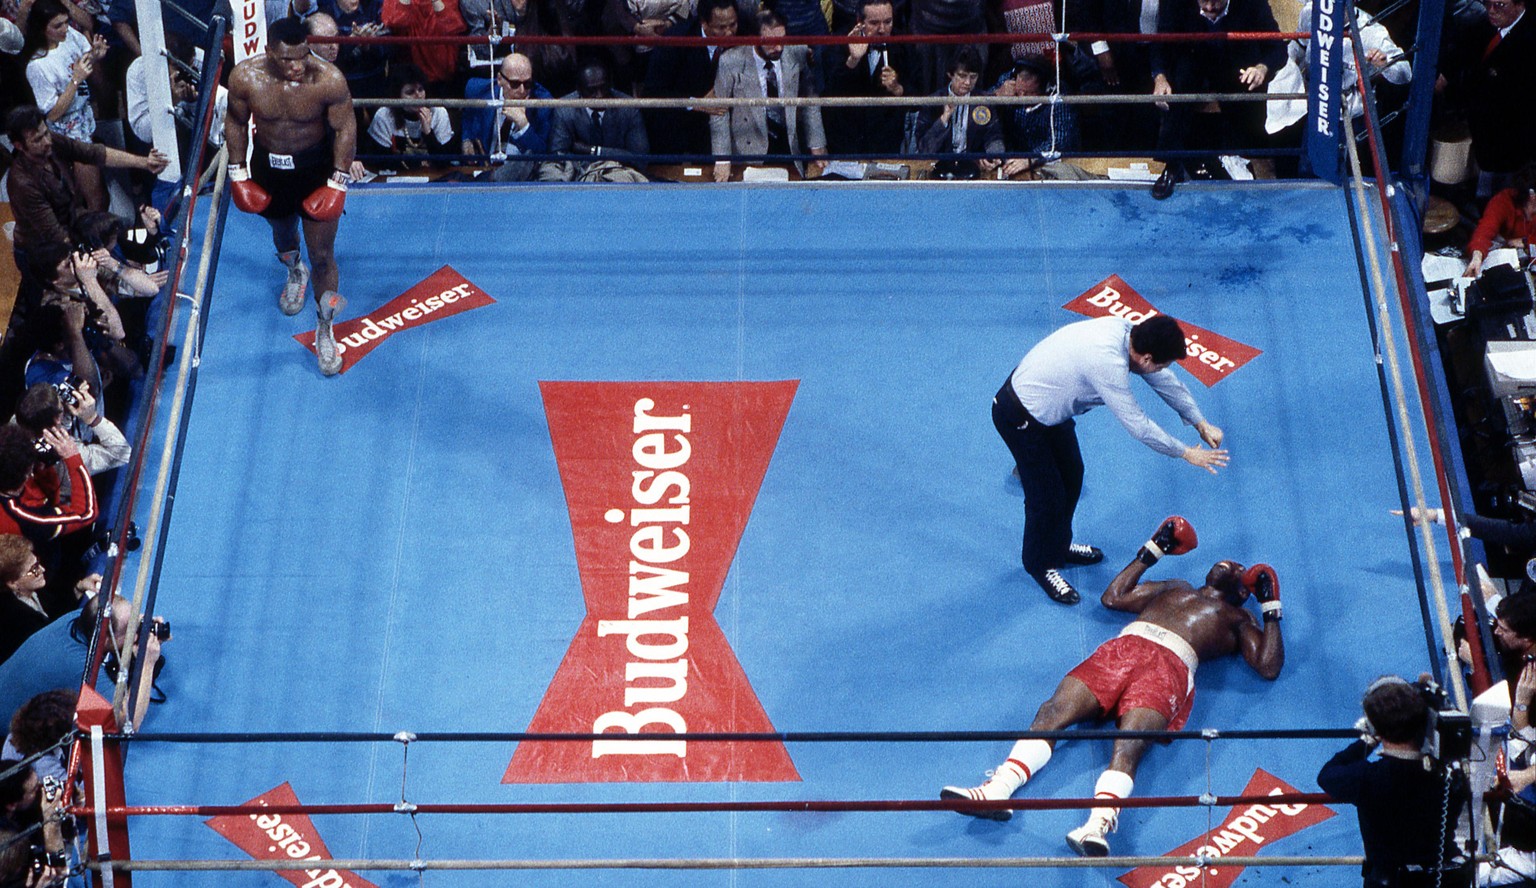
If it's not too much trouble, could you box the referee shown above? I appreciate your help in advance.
[993,314,1228,604]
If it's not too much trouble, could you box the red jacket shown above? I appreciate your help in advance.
[1469,188,1536,257]
[0,453,97,541]
[381,0,467,85]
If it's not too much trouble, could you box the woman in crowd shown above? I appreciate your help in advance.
[1466,168,1536,278]
[23,0,106,210]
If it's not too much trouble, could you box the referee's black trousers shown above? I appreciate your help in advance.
[992,380,1084,576]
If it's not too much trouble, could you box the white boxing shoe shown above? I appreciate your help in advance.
[1065,812,1116,857]
[940,778,1014,822]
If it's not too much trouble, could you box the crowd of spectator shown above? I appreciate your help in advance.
[0,0,1524,184]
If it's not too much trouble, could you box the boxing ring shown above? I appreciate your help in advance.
[34,5,1491,886]
[66,169,1444,885]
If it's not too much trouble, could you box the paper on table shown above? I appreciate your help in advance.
[1106,165,1158,182]
[1486,342,1536,382]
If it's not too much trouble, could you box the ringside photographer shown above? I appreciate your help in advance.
[1318,676,1473,888]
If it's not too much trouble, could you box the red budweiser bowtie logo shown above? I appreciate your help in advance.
[294,266,495,374]
[1063,275,1261,387]
[1117,770,1335,888]
[204,782,379,888]
[505,381,801,783]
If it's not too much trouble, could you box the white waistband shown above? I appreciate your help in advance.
[1119,621,1200,675]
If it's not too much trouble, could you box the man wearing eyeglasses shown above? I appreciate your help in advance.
[1441,0,1534,184]
[462,52,553,181]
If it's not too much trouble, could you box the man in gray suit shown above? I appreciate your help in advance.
[710,9,827,182]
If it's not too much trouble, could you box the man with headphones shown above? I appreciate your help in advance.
[1318,676,1472,888]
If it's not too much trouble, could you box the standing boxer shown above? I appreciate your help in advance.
[225,16,356,376]
[941,519,1285,856]
[993,314,1227,604]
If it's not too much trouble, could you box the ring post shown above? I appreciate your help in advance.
[77,687,131,888]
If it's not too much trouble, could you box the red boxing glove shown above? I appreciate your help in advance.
[1242,563,1281,619]
[302,172,348,222]
[1137,516,1197,565]
[229,164,271,214]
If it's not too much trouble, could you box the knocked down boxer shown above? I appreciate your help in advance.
[940,517,1286,855]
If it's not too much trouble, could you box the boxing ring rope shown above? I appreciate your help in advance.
[1335,16,1481,704]
[312,29,1308,48]
[64,723,1401,877]
[92,854,1365,873]
[315,27,1378,169]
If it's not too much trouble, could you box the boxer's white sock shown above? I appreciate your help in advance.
[988,739,1053,795]
[1086,769,1134,831]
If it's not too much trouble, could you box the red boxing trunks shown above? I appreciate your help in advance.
[1067,621,1198,730]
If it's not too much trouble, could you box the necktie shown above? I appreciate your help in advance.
[590,109,602,136]
[1484,31,1502,60]
[871,49,884,74]
[764,62,786,141]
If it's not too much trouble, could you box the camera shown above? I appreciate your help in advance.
[32,436,58,464]
[1418,679,1473,764]
[152,618,171,641]
[41,775,62,802]
[54,379,80,409]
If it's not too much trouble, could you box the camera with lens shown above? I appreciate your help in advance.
[1418,679,1473,764]
[54,378,81,410]
[31,435,58,464]
[152,618,171,641]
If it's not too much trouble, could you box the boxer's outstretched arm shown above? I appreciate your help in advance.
[1102,558,1188,612]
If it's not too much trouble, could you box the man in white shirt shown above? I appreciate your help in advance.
[992,314,1227,603]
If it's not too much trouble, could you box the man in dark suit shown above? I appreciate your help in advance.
[710,8,828,180]
[824,0,914,155]
[1442,0,1536,182]
[1148,0,1283,196]
[914,46,1003,173]
[644,0,741,160]
[1068,0,1159,147]
[544,59,651,180]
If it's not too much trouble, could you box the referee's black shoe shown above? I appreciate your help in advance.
[1064,543,1104,565]
[1030,569,1081,605]
[1151,164,1183,200]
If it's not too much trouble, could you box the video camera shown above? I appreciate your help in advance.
[1419,679,1473,765]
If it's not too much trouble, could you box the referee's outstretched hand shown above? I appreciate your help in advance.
[1182,445,1229,474]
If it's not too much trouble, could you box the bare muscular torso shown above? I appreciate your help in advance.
[1136,584,1254,662]
[229,54,351,154]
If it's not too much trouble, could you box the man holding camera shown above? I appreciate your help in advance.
[940,517,1284,856]
[0,593,169,734]
[1318,677,1472,888]
[0,760,69,887]
[14,380,129,479]
[0,424,95,547]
